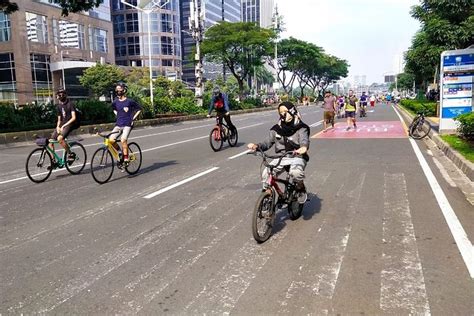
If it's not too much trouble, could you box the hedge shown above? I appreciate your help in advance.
[400,99,437,116]
[454,112,474,140]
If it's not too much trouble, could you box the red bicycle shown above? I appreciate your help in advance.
[248,149,307,243]
[209,115,238,151]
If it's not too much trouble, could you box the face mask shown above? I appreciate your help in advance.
[116,90,124,96]
[57,94,66,102]
[280,112,293,123]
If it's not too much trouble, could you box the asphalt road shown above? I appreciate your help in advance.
[0,104,472,315]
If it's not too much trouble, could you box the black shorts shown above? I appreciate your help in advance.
[346,111,356,118]
[51,125,75,140]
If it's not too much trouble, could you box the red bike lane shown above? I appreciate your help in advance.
[312,121,407,139]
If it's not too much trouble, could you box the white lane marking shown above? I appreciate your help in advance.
[141,122,263,154]
[432,157,457,187]
[380,173,431,314]
[228,149,251,160]
[393,105,474,279]
[426,149,433,156]
[279,172,365,313]
[144,167,219,199]
[185,229,289,314]
[0,123,264,185]
[141,135,208,153]
[0,162,91,185]
[310,120,323,127]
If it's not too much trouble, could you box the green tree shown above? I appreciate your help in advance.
[126,67,151,89]
[1,0,104,15]
[405,0,474,87]
[79,63,126,97]
[201,21,275,99]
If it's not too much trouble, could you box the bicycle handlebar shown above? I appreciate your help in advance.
[247,148,296,168]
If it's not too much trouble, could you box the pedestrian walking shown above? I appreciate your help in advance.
[322,90,336,132]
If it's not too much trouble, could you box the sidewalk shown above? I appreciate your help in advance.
[0,105,279,147]
[397,104,474,181]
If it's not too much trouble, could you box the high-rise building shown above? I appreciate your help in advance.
[0,0,114,104]
[241,0,274,28]
[111,0,182,79]
[180,0,241,86]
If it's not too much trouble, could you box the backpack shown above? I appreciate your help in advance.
[73,108,82,128]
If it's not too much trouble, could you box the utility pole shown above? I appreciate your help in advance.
[273,4,279,91]
[190,0,205,107]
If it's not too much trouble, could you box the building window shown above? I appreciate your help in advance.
[162,59,173,67]
[30,54,52,102]
[59,21,85,49]
[112,0,137,10]
[0,12,11,42]
[0,53,16,102]
[114,37,127,57]
[126,13,139,33]
[127,36,140,56]
[161,36,173,55]
[161,13,172,33]
[143,35,160,55]
[52,19,59,45]
[113,14,125,34]
[26,12,48,43]
[89,27,108,52]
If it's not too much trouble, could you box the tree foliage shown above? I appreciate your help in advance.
[1,0,104,15]
[270,37,348,97]
[201,22,276,99]
[405,0,474,87]
[79,63,126,97]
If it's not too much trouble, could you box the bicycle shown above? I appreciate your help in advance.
[408,110,431,139]
[209,115,238,152]
[90,131,142,184]
[359,103,367,117]
[248,149,308,243]
[25,137,87,183]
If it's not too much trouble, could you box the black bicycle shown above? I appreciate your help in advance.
[209,115,238,151]
[359,103,367,117]
[25,137,87,183]
[409,110,431,139]
[248,149,307,243]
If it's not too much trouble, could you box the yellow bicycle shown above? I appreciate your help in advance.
[90,131,142,184]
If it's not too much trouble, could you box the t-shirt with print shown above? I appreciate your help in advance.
[345,96,358,111]
[56,99,76,127]
[323,95,336,112]
[112,98,141,127]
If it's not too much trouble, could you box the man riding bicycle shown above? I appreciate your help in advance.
[247,101,310,203]
[50,88,78,164]
[109,82,141,166]
[207,87,236,131]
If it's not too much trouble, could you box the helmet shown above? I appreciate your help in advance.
[213,86,221,94]
[56,87,67,95]
[116,82,128,93]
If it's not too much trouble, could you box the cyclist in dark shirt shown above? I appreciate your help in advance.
[50,88,78,163]
[109,83,142,164]
[207,87,236,131]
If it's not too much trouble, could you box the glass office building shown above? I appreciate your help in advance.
[241,0,274,28]
[111,0,182,79]
[0,0,114,104]
[180,0,241,85]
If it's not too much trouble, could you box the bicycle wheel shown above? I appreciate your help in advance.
[288,196,304,220]
[252,190,275,243]
[209,127,223,152]
[125,142,142,175]
[90,147,114,184]
[227,128,238,147]
[65,141,87,175]
[409,117,431,139]
[26,148,53,183]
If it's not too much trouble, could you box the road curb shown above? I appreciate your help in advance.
[0,105,280,147]
[397,105,474,181]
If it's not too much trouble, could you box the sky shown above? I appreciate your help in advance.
[277,0,421,84]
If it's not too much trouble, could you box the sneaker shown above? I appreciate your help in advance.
[346,126,350,131]
[47,161,58,171]
[67,152,76,165]
[297,191,308,204]
[353,123,357,128]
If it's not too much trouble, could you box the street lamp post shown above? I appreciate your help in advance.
[60,50,69,89]
[189,0,205,107]
[120,0,170,106]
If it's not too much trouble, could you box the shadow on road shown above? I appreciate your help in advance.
[302,193,322,220]
[111,160,178,182]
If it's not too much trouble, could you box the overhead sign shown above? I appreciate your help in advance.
[439,49,474,132]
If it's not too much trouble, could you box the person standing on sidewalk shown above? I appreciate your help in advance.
[344,90,358,130]
[322,90,336,132]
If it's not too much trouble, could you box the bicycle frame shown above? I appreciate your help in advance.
[102,137,120,160]
[45,139,73,167]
